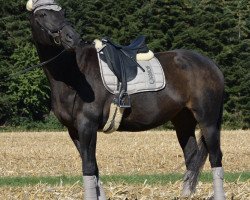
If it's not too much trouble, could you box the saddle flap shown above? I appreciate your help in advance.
[101,41,138,82]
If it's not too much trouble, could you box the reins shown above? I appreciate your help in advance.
[3,8,74,81]
[3,49,66,81]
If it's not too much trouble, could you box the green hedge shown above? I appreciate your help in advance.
[0,0,249,129]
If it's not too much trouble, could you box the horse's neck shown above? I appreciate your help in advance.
[36,45,58,86]
[36,43,62,62]
[36,43,78,112]
[36,43,74,87]
[35,44,86,125]
[37,42,100,92]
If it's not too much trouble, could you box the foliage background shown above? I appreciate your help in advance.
[0,0,249,130]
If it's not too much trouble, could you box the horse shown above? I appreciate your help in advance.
[26,0,226,199]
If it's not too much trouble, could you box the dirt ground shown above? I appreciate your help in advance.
[0,130,249,176]
[0,130,249,199]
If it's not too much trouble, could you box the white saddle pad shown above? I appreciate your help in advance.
[95,41,166,95]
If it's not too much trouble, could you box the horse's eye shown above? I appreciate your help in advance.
[40,13,47,18]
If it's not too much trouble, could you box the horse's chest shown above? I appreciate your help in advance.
[51,94,75,126]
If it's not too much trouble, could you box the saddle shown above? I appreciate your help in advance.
[100,36,149,108]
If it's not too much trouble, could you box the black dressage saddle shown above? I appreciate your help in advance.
[100,35,149,82]
[100,36,149,108]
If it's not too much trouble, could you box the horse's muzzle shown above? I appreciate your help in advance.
[60,26,81,50]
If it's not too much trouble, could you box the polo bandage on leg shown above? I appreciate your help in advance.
[83,176,107,200]
[212,167,226,200]
[97,179,106,200]
[83,176,98,200]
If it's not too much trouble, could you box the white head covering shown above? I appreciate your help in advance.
[26,0,62,12]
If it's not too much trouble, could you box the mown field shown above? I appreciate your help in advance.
[0,130,249,199]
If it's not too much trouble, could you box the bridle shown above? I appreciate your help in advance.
[35,19,62,45]
[33,9,71,46]
[3,9,70,80]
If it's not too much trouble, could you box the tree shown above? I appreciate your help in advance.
[8,43,50,123]
[0,0,249,129]
[0,0,50,125]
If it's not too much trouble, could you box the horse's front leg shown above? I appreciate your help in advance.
[68,128,81,154]
[78,119,106,200]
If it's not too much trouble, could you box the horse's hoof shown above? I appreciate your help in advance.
[180,188,192,198]
[208,194,226,200]
[207,195,214,200]
[181,178,192,198]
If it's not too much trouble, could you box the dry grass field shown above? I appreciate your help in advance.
[0,130,249,199]
[0,181,249,200]
[0,130,249,176]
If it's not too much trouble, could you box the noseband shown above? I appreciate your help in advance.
[36,19,67,45]
[33,10,71,45]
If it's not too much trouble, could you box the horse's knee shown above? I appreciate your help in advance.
[77,122,99,176]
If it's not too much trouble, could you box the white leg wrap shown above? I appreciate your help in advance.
[84,176,98,200]
[83,176,106,200]
[212,167,226,200]
[97,179,107,200]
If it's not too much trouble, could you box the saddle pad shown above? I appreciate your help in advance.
[97,51,166,95]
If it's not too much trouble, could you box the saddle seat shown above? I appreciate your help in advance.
[104,35,149,53]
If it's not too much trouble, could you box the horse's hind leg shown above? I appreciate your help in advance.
[199,123,225,200]
[171,108,203,197]
[191,99,225,200]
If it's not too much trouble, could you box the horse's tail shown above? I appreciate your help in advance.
[186,134,208,193]
[217,90,224,131]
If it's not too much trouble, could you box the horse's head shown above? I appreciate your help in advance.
[27,0,81,50]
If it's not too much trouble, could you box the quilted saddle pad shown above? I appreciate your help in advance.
[95,40,166,95]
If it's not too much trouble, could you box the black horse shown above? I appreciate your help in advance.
[27,0,226,199]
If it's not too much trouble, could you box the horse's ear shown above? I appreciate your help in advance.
[26,0,33,11]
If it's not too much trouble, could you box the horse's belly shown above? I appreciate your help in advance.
[118,99,181,132]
